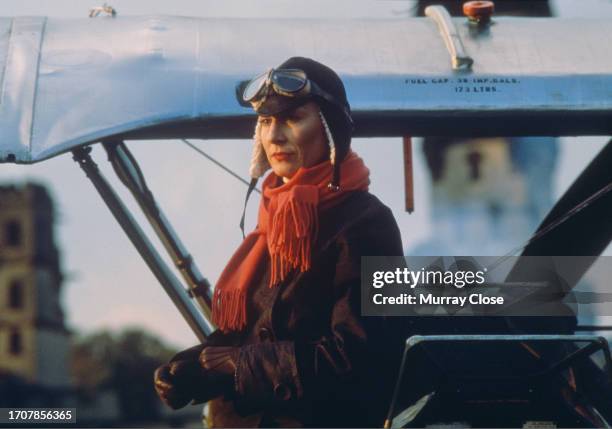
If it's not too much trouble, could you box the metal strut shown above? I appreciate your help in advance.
[72,146,213,340]
[101,140,214,322]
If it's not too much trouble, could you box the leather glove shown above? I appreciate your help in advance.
[154,359,203,410]
[201,343,304,407]
[199,346,241,376]
[154,346,236,409]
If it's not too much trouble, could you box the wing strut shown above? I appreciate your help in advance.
[101,140,214,321]
[72,145,213,341]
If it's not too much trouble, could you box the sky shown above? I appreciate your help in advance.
[1,0,611,349]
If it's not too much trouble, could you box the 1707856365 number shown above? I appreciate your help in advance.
[1,408,75,424]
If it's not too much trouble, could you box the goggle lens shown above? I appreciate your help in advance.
[240,67,351,126]
[271,70,307,93]
[242,71,269,102]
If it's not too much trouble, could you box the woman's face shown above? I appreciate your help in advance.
[258,101,328,180]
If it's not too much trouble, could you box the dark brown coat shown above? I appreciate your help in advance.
[205,190,407,427]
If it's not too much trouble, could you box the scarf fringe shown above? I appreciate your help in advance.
[212,287,247,331]
[269,198,318,286]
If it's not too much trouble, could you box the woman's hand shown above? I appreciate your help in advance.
[199,346,240,375]
[154,348,238,409]
[154,359,203,409]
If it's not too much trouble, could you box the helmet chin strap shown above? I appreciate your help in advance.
[240,177,259,239]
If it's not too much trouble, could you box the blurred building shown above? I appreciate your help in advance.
[0,183,198,424]
[410,137,558,255]
[0,183,71,388]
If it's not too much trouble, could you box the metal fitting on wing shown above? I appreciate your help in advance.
[89,3,117,18]
[463,1,495,25]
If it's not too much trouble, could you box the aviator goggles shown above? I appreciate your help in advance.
[242,68,352,122]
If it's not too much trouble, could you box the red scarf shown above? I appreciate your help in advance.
[212,151,370,332]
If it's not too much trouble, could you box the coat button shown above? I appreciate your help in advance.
[258,327,272,342]
[273,383,291,400]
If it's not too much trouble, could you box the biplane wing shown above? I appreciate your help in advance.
[0,15,611,164]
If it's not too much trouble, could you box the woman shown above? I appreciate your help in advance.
[154,57,407,428]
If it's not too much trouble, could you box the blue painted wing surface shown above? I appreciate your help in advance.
[0,15,611,164]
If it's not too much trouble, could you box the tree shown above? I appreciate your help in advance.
[71,327,177,423]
